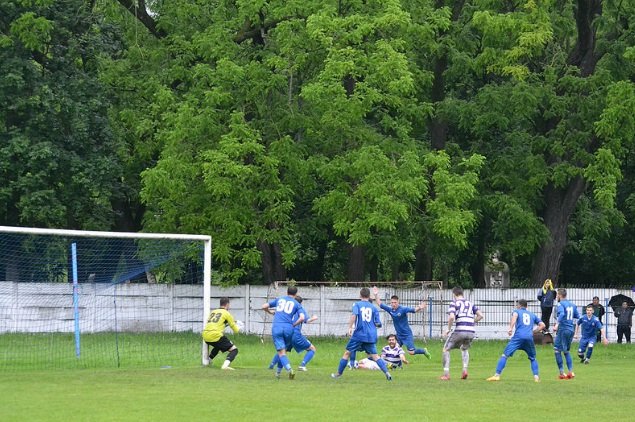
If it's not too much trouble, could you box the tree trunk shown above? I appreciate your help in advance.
[272,243,287,282]
[414,244,433,281]
[259,242,274,284]
[259,242,287,284]
[530,176,586,286]
[368,255,378,282]
[347,244,365,282]
[469,225,487,288]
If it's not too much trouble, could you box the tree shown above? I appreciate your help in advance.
[0,0,123,230]
[456,0,635,285]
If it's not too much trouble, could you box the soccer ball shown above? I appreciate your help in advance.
[235,320,245,332]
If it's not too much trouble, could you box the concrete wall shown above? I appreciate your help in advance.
[0,282,632,340]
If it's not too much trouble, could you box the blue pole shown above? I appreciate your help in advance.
[72,242,80,358]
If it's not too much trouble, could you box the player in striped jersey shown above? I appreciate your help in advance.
[381,334,409,369]
[440,286,484,380]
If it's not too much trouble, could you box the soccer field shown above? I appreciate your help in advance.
[1,335,634,421]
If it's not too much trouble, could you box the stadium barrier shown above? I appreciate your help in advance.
[0,282,630,341]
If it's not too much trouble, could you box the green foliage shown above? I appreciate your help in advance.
[0,0,123,229]
[9,11,53,52]
[5,0,635,285]
[314,146,426,246]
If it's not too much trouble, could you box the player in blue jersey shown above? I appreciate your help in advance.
[347,300,383,369]
[575,305,608,364]
[440,286,483,380]
[261,286,304,380]
[373,287,431,360]
[331,287,392,381]
[487,299,545,382]
[267,295,318,372]
[553,288,580,379]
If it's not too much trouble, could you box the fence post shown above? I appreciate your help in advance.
[245,284,250,333]
[320,285,325,336]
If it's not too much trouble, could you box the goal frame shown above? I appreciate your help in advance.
[0,225,212,365]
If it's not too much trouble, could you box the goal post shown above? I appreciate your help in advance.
[0,225,212,369]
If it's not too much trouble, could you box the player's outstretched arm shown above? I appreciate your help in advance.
[372,286,381,306]
[415,301,427,312]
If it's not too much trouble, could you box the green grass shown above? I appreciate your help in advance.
[1,335,634,421]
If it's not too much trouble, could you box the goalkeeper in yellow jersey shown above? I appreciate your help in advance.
[203,297,240,370]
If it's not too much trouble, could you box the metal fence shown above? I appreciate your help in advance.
[1,282,632,341]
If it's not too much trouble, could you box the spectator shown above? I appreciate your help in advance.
[537,279,556,332]
[587,296,605,343]
[615,301,633,344]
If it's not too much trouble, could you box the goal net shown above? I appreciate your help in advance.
[258,281,443,343]
[0,226,211,370]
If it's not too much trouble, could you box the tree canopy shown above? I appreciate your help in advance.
[2,0,635,287]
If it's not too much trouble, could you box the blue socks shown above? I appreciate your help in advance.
[302,350,315,367]
[495,355,508,375]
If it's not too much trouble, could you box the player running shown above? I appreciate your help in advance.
[268,295,318,373]
[331,287,392,381]
[261,286,304,380]
[575,305,608,364]
[373,287,431,360]
[440,286,483,380]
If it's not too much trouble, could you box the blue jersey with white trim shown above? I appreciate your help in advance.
[556,300,580,332]
[511,308,542,340]
[268,295,301,325]
[379,303,415,337]
[350,301,380,343]
[577,314,602,338]
[293,306,308,333]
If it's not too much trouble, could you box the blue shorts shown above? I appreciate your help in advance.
[346,339,378,355]
[503,337,537,360]
[554,329,574,352]
[397,334,415,351]
[291,332,312,353]
[578,336,595,352]
[272,324,294,351]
